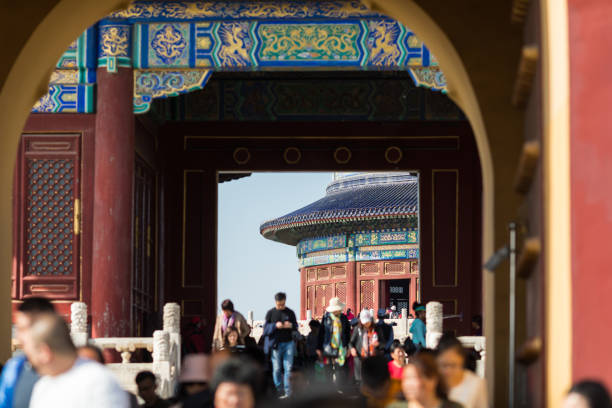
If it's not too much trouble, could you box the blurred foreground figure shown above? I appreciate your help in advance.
[0,297,55,408]
[436,334,486,408]
[212,359,260,408]
[24,313,129,408]
[562,381,612,408]
[136,371,170,408]
[389,350,463,408]
[172,354,212,408]
[77,344,105,364]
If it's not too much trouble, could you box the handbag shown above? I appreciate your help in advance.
[323,343,339,358]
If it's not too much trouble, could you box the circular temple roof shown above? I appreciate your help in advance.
[260,172,419,245]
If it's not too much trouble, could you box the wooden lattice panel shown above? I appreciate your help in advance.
[360,280,375,310]
[335,282,347,304]
[315,285,326,317]
[307,286,314,314]
[317,267,330,280]
[307,269,316,282]
[331,265,346,278]
[25,158,75,276]
[384,262,405,275]
[360,263,379,276]
[18,134,80,300]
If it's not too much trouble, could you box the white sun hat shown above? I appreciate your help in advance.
[359,309,373,324]
[326,297,345,313]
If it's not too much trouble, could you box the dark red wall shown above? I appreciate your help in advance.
[160,120,482,338]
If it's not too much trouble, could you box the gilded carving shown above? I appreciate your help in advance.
[215,22,252,67]
[367,21,402,66]
[151,24,188,65]
[100,26,130,57]
[110,1,378,20]
[133,69,212,113]
[258,23,360,61]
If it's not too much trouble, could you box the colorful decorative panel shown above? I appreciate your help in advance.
[148,23,191,67]
[108,1,380,21]
[256,22,364,66]
[25,159,75,276]
[299,250,348,268]
[32,85,95,113]
[297,234,346,255]
[98,23,132,72]
[365,20,405,67]
[39,1,449,115]
[133,69,212,113]
[356,248,419,261]
[352,229,418,247]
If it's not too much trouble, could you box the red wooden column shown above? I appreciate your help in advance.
[346,261,357,315]
[91,23,134,337]
[568,0,612,386]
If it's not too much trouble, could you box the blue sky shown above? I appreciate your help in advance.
[217,172,334,320]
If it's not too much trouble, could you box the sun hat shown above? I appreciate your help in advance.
[326,297,345,313]
[179,354,211,383]
[360,309,373,324]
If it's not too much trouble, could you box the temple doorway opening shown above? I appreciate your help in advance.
[217,171,422,324]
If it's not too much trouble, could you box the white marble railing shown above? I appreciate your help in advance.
[71,302,181,398]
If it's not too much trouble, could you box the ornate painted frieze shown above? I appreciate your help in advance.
[355,248,419,261]
[35,1,448,114]
[297,234,346,256]
[108,1,380,21]
[351,229,419,247]
[32,84,95,113]
[299,250,349,268]
[133,19,438,71]
[133,69,212,113]
[296,229,420,267]
[98,23,132,72]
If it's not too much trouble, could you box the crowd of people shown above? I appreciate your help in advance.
[0,295,611,408]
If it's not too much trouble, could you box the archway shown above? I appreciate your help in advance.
[0,1,569,405]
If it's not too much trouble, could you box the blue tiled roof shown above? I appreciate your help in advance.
[261,173,418,245]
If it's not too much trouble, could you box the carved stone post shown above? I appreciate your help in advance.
[153,330,171,398]
[426,301,443,348]
[163,303,181,334]
[70,302,88,347]
[162,303,182,374]
[306,310,312,321]
[401,307,408,337]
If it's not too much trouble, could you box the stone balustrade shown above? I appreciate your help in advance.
[70,302,181,398]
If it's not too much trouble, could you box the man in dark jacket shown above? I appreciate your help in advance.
[316,298,351,387]
[264,292,298,398]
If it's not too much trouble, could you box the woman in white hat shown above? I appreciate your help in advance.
[349,309,385,383]
[316,297,351,387]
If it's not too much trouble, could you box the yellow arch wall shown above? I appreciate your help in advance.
[0,1,571,405]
